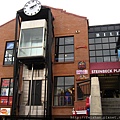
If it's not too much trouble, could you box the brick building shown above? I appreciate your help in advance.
[0,3,89,120]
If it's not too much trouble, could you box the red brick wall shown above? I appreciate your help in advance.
[0,19,15,108]
[51,8,89,116]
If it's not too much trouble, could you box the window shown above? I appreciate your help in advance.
[18,28,45,57]
[54,76,74,106]
[55,36,74,62]
[0,78,13,105]
[4,42,14,65]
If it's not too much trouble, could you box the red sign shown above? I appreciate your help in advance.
[8,97,12,105]
[0,97,12,106]
[0,97,8,105]
[2,80,10,87]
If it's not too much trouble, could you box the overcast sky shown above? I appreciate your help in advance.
[0,0,120,26]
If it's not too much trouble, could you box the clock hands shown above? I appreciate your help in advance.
[30,4,37,9]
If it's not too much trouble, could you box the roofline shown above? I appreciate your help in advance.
[0,19,15,28]
[43,5,88,20]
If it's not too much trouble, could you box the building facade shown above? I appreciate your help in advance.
[89,24,120,98]
[0,3,90,120]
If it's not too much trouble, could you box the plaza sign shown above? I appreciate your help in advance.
[91,68,120,74]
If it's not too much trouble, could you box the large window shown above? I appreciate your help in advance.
[18,28,44,57]
[55,36,74,62]
[54,76,74,106]
[4,42,14,65]
[0,78,13,105]
[89,24,120,63]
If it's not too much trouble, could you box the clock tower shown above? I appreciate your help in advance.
[12,1,54,119]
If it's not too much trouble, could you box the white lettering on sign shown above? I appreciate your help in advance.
[91,69,120,74]
[95,31,119,37]
[76,70,88,75]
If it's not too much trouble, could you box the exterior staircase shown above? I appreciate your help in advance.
[102,98,120,115]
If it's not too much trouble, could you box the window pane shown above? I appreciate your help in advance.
[94,27,100,32]
[59,46,64,53]
[104,56,110,62]
[109,37,116,42]
[59,38,64,45]
[90,57,96,63]
[108,26,114,30]
[10,79,13,88]
[101,26,107,31]
[102,38,109,43]
[65,45,73,53]
[90,51,95,56]
[1,88,9,96]
[65,77,74,85]
[20,28,43,47]
[115,25,120,30]
[96,44,102,50]
[89,45,95,50]
[103,50,109,55]
[65,54,74,62]
[103,44,109,49]
[96,51,102,56]
[96,57,103,62]
[111,56,117,62]
[89,39,94,44]
[54,96,59,106]
[55,77,64,86]
[65,37,73,44]
[110,43,116,49]
[6,42,14,49]
[9,88,13,96]
[4,42,14,65]
[89,33,95,38]
[89,27,94,32]
[58,54,64,62]
[95,38,102,43]
[2,79,10,87]
[54,87,64,95]
[110,49,116,55]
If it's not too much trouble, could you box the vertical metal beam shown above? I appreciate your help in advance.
[28,64,34,116]
[46,9,53,119]
[11,12,19,115]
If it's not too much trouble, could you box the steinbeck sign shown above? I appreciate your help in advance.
[91,68,120,74]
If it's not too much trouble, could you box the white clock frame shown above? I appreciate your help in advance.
[23,0,41,16]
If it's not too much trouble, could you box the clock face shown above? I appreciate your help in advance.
[24,0,41,16]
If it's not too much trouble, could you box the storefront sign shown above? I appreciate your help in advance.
[76,70,88,75]
[95,31,119,37]
[91,68,120,74]
[0,108,11,115]
[78,61,86,70]
[0,97,12,106]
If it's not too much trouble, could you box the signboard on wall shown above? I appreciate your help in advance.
[78,61,86,70]
[91,68,120,74]
[76,70,88,75]
[0,108,11,115]
[0,97,12,105]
